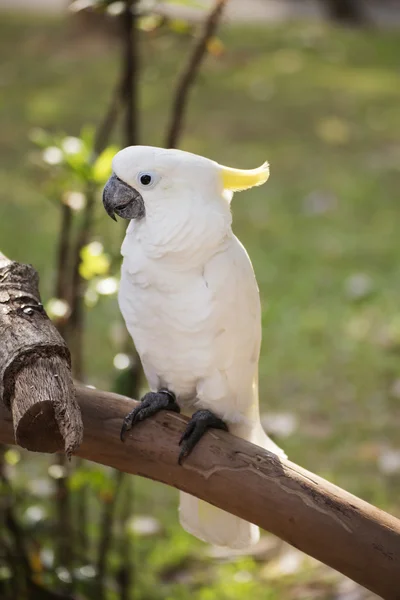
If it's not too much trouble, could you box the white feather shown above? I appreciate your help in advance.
[115,146,286,549]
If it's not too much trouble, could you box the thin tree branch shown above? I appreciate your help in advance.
[122,0,138,147]
[54,453,72,569]
[92,0,140,156]
[55,202,73,308]
[0,448,76,600]
[0,385,399,599]
[115,478,132,600]
[1,465,32,596]
[165,0,227,149]
[119,0,143,401]
[66,0,140,379]
[65,183,96,571]
[67,182,96,381]
[93,79,122,158]
[65,0,141,577]
[95,469,125,599]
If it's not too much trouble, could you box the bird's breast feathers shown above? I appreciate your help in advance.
[118,232,261,418]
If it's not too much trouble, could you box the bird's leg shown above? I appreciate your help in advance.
[120,389,180,441]
[178,409,228,465]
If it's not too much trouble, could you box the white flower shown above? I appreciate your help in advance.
[127,515,161,536]
[62,136,83,155]
[42,146,63,165]
[378,448,400,475]
[113,353,131,370]
[76,565,97,579]
[107,1,125,16]
[56,567,72,584]
[276,548,303,575]
[345,273,373,300]
[25,506,46,524]
[96,276,118,295]
[46,298,69,319]
[64,191,86,211]
[233,571,253,583]
[48,464,67,479]
[40,548,54,568]
[86,241,103,256]
[69,0,93,12]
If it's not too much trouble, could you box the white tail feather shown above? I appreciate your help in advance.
[179,493,260,549]
[179,431,286,549]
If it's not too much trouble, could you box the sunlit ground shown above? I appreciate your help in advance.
[0,12,399,599]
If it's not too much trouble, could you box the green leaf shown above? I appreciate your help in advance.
[69,465,113,493]
[92,145,119,184]
[137,14,163,32]
[62,136,92,180]
[79,124,96,150]
[79,241,111,280]
[168,18,192,34]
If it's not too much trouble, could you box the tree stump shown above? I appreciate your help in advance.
[0,253,83,455]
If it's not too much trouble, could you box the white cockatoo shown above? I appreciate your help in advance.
[103,146,286,549]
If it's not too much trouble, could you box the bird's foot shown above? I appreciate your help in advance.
[178,409,228,465]
[120,389,180,441]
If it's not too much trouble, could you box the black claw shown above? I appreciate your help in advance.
[178,420,196,446]
[178,409,228,465]
[120,389,180,442]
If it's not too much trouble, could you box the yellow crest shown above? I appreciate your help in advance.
[220,161,270,192]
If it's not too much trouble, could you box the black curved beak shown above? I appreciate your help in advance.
[103,173,145,221]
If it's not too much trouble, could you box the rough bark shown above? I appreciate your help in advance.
[0,254,82,455]
[0,384,399,598]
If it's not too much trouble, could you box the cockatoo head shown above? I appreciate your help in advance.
[103,145,269,223]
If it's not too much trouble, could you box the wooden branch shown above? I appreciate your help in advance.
[55,201,73,306]
[165,0,227,148]
[121,0,139,147]
[68,183,96,380]
[93,78,122,158]
[1,255,399,596]
[0,254,83,455]
[0,384,399,598]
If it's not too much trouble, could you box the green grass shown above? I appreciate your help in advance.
[1,12,400,599]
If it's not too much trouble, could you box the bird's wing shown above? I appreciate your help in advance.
[199,234,262,421]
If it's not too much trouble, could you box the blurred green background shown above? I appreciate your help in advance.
[0,1,399,598]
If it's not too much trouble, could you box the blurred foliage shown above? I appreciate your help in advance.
[69,0,208,17]
[31,126,118,187]
[31,126,120,312]
[0,9,399,600]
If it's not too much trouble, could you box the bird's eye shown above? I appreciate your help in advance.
[137,171,159,189]
[140,174,152,185]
